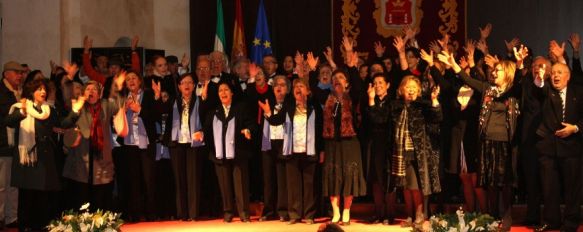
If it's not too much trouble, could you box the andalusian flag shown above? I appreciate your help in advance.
[231,0,247,60]
[250,0,272,65]
[214,0,226,52]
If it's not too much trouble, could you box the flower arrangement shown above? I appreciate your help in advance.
[47,203,124,232]
[412,208,501,232]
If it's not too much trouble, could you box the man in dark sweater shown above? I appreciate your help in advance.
[0,61,24,229]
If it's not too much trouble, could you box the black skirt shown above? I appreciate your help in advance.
[477,139,514,187]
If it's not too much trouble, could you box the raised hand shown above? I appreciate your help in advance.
[464,40,476,67]
[420,49,434,67]
[374,41,386,57]
[83,35,93,53]
[131,36,139,51]
[484,54,500,68]
[513,45,529,67]
[257,99,271,114]
[306,52,319,71]
[341,36,354,53]
[346,51,359,68]
[241,129,252,140]
[569,33,581,53]
[459,56,469,70]
[50,60,57,74]
[367,83,375,100]
[476,40,489,55]
[249,63,260,78]
[549,40,566,60]
[181,53,190,68]
[429,41,442,54]
[127,98,141,113]
[393,35,406,53]
[479,23,492,41]
[504,37,520,53]
[535,63,546,82]
[63,60,79,80]
[152,80,161,99]
[323,46,337,69]
[437,50,460,72]
[71,96,87,113]
[20,98,27,116]
[437,33,450,50]
[403,26,420,41]
[114,70,127,91]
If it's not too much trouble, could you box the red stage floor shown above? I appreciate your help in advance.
[115,217,583,232]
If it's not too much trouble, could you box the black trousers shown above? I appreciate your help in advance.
[65,179,114,211]
[539,154,581,231]
[155,158,176,219]
[125,145,157,220]
[261,140,288,218]
[519,139,541,223]
[286,154,317,220]
[169,143,201,219]
[215,159,250,219]
[112,146,129,216]
[18,189,58,231]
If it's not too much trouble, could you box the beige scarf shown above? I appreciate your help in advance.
[8,100,51,166]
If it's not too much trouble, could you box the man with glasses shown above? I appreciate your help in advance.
[0,61,24,229]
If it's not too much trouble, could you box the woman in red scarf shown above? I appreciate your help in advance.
[61,71,126,211]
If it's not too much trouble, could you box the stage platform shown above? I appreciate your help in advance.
[118,218,577,232]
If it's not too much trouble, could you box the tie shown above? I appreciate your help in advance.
[560,90,566,121]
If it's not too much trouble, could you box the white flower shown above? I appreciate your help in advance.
[94,215,105,228]
[469,220,476,229]
[488,221,499,231]
[80,222,89,232]
[447,227,458,232]
[421,220,432,231]
[439,220,448,228]
[80,203,90,211]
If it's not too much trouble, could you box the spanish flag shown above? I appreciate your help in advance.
[231,0,247,60]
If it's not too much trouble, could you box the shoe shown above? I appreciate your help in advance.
[223,216,233,223]
[305,219,314,225]
[382,218,391,225]
[367,216,380,224]
[341,220,350,226]
[280,216,289,222]
[241,218,251,223]
[5,221,18,228]
[534,223,560,232]
[287,219,299,225]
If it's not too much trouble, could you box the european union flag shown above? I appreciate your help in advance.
[251,0,272,65]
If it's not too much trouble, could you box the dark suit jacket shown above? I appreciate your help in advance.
[0,80,17,156]
[203,101,257,164]
[121,89,160,146]
[265,96,324,159]
[535,80,583,158]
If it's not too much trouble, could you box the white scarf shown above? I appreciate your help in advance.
[8,100,51,166]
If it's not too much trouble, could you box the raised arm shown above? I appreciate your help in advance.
[130,36,141,74]
[82,36,107,85]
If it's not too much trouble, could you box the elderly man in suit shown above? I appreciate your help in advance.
[534,62,583,232]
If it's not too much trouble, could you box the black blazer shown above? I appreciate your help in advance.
[0,80,17,156]
[265,96,324,159]
[203,101,257,164]
[535,80,583,158]
[122,89,160,146]
[160,95,201,147]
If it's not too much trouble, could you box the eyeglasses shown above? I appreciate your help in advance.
[196,67,210,71]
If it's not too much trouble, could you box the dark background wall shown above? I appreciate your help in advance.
[190,0,331,62]
[466,0,583,58]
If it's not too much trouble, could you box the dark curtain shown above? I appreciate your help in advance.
[190,0,332,62]
[467,0,583,58]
